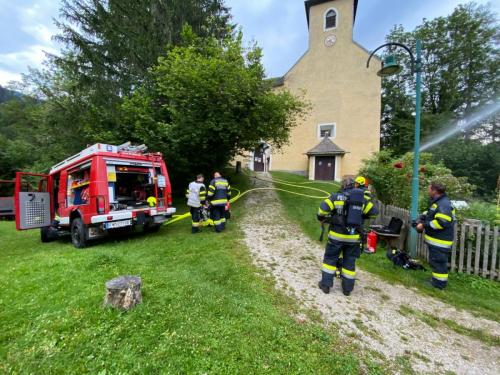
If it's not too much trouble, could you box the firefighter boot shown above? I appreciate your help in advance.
[318,281,330,294]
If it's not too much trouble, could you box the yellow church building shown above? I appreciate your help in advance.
[248,0,381,181]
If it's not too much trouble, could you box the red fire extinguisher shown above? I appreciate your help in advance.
[367,231,378,253]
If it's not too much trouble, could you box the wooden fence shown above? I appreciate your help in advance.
[377,203,499,280]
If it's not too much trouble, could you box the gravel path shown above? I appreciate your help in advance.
[240,176,500,374]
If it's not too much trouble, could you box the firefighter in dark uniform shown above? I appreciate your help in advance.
[208,172,231,233]
[317,177,378,296]
[415,182,456,289]
[355,176,373,202]
[354,176,374,252]
[186,174,207,233]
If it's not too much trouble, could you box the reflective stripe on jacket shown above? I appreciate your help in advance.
[208,177,231,206]
[317,189,379,243]
[423,194,455,248]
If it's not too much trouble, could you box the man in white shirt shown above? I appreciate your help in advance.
[186,174,207,233]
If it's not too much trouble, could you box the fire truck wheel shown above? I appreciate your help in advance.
[71,218,87,249]
[40,227,54,243]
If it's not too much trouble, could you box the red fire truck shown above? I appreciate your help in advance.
[14,142,176,248]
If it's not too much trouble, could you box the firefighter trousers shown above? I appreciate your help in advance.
[428,245,449,289]
[320,240,360,294]
[211,205,226,232]
[190,207,202,233]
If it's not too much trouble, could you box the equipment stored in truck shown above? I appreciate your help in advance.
[12,142,176,248]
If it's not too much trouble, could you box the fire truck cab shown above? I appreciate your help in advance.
[14,142,176,248]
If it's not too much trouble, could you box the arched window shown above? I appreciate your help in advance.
[325,9,337,30]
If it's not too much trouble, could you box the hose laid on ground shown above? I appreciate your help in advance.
[246,173,330,198]
[164,171,335,227]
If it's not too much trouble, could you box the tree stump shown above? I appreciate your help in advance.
[104,275,142,310]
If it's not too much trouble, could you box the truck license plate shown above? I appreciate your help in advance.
[105,219,132,229]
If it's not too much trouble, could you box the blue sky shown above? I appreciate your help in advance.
[0,0,498,86]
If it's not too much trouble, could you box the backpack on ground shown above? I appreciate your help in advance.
[386,249,426,271]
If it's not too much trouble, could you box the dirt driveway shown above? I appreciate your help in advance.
[240,176,500,374]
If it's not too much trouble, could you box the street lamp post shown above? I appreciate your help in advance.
[367,40,423,257]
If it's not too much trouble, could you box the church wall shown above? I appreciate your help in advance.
[270,0,381,179]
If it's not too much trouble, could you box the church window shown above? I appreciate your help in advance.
[319,124,336,138]
[325,9,337,30]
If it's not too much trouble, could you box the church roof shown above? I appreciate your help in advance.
[305,0,359,26]
[268,76,285,87]
[306,137,346,156]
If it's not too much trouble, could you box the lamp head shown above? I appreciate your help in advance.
[377,55,402,77]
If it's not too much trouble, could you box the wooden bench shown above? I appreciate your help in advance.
[370,217,408,251]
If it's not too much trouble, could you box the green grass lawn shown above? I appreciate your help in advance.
[270,171,500,322]
[0,172,388,374]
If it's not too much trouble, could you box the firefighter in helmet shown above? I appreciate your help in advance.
[208,172,231,233]
[415,181,456,289]
[355,176,373,202]
[355,175,375,252]
[317,177,379,295]
[186,174,207,233]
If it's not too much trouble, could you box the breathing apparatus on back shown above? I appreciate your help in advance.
[344,188,364,228]
[337,177,364,228]
[319,178,365,241]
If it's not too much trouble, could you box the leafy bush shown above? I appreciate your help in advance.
[359,150,475,211]
[432,139,500,198]
[456,201,497,225]
[120,26,308,185]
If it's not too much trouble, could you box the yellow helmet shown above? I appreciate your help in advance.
[355,176,366,186]
[147,196,157,207]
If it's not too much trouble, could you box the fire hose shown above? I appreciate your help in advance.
[164,171,332,227]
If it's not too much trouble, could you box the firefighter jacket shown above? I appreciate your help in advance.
[208,177,231,206]
[362,187,373,202]
[186,181,206,208]
[422,194,456,249]
[317,188,378,243]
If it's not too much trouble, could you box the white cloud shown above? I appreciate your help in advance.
[228,0,274,14]
[22,23,56,45]
[0,44,57,85]
[0,1,61,85]
[18,0,60,45]
[0,69,22,86]
[0,44,56,69]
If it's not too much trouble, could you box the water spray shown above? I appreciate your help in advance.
[419,101,500,152]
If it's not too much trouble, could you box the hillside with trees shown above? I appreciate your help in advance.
[0,86,19,103]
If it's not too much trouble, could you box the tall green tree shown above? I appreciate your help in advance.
[121,27,307,183]
[0,98,42,178]
[432,138,499,197]
[53,0,231,98]
[380,3,499,196]
[381,3,499,151]
[22,0,233,150]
